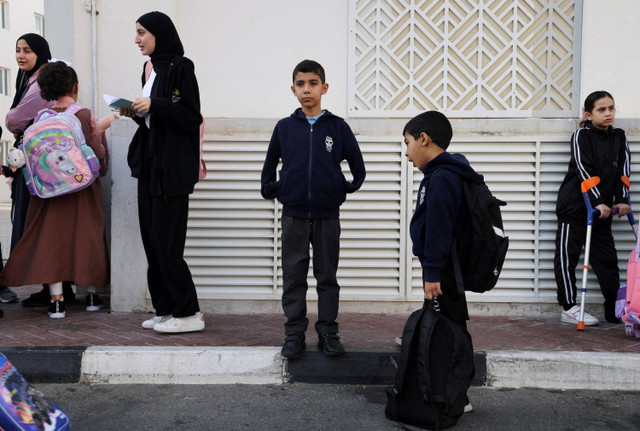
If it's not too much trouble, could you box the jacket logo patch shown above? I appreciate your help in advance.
[171,88,181,103]
[419,186,425,205]
[325,136,334,152]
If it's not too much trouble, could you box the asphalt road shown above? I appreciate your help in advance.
[33,383,640,430]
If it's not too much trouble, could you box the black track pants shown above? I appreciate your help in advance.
[554,220,620,309]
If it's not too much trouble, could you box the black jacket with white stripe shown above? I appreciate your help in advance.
[556,121,630,225]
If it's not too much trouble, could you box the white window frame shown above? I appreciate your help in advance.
[34,13,44,35]
[1,1,8,30]
[0,67,9,96]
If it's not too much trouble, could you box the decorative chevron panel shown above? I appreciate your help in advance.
[348,0,582,117]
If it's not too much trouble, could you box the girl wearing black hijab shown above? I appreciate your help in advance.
[121,11,204,333]
[2,34,74,305]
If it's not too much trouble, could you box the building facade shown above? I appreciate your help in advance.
[19,0,640,315]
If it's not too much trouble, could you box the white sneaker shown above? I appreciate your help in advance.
[464,403,473,413]
[141,315,172,329]
[395,337,402,346]
[153,313,205,333]
[561,305,599,326]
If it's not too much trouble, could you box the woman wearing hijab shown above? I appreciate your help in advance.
[2,34,75,306]
[120,11,204,333]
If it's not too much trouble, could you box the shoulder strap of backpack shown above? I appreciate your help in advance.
[33,108,58,124]
[425,168,466,297]
[64,104,84,116]
[391,305,428,394]
[451,241,466,295]
[416,301,439,397]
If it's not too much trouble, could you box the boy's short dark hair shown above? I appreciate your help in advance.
[292,59,326,84]
[403,111,453,150]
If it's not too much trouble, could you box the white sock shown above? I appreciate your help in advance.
[49,282,63,298]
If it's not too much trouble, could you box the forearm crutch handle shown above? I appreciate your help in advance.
[621,176,638,238]
[577,177,601,331]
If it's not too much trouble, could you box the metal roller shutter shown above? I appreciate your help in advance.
[187,134,639,306]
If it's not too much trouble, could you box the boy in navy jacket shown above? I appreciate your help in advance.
[261,60,366,359]
[404,111,479,411]
[405,111,482,324]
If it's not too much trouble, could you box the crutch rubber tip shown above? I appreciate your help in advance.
[577,321,585,331]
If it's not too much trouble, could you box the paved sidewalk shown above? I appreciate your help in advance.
[1,289,639,390]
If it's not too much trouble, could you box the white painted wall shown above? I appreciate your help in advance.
[581,0,640,118]
[43,0,349,122]
[178,0,350,119]
[42,0,640,121]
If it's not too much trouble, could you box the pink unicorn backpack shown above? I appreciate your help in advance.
[21,104,100,199]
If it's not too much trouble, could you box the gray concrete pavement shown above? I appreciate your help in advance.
[35,383,640,431]
[3,204,640,391]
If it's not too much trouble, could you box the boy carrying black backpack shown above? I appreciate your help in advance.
[386,111,507,429]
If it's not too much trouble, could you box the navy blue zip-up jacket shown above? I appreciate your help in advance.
[410,152,484,283]
[261,108,366,219]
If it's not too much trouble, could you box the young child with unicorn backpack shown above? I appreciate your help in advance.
[0,61,109,319]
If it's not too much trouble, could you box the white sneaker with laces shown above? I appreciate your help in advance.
[141,315,172,329]
[561,305,599,326]
[464,403,473,413]
[153,313,205,333]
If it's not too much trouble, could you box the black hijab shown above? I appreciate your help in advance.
[136,11,184,74]
[11,33,52,109]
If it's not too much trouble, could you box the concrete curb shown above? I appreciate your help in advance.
[2,346,640,390]
[80,346,285,385]
[485,350,640,391]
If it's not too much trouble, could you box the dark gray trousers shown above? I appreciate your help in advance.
[281,215,341,334]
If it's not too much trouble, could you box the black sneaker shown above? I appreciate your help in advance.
[281,333,306,359]
[47,300,66,319]
[21,286,50,307]
[85,292,104,312]
[317,332,345,357]
[62,282,76,303]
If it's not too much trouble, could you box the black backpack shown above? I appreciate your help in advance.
[385,301,475,430]
[430,169,509,293]
[455,177,509,292]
